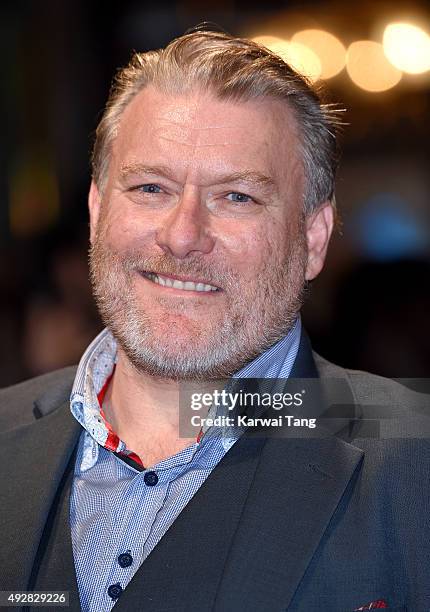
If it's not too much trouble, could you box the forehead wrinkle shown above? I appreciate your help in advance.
[158,135,239,148]
[155,124,256,149]
[157,117,242,131]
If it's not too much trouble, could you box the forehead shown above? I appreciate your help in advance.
[111,85,302,184]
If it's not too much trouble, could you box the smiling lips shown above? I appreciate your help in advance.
[142,271,219,292]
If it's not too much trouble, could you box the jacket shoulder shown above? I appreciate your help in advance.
[0,366,77,431]
[313,352,429,418]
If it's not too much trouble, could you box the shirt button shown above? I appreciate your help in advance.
[118,552,133,568]
[107,583,123,600]
[144,471,158,486]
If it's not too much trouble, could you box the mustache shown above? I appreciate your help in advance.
[120,252,238,289]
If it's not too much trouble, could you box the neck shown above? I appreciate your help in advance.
[102,349,207,467]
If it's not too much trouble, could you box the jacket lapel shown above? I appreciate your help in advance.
[213,332,364,610]
[0,401,81,596]
[215,431,364,611]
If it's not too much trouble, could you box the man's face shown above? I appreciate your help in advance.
[89,86,328,379]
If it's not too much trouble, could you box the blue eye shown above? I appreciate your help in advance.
[140,184,162,193]
[226,192,252,203]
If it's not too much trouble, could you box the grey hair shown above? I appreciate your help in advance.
[92,29,344,214]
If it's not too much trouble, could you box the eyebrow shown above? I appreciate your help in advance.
[119,163,278,193]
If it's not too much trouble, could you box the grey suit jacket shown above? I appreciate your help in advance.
[0,335,429,611]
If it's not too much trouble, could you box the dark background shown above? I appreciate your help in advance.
[1,0,429,386]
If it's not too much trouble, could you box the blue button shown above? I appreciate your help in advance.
[144,471,158,486]
[118,552,133,568]
[107,583,123,600]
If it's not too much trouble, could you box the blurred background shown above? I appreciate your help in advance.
[1,0,429,386]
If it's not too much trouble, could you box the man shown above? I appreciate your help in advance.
[1,29,429,612]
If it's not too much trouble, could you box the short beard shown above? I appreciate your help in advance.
[89,218,308,381]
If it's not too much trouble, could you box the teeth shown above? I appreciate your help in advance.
[146,273,218,292]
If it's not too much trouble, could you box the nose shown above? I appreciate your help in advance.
[155,187,215,259]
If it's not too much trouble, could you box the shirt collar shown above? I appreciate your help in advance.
[70,318,301,471]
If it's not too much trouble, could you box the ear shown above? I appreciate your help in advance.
[88,180,102,245]
[305,201,334,281]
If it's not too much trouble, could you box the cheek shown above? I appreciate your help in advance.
[100,205,156,251]
[219,222,283,274]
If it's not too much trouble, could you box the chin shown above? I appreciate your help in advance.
[150,335,214,362]
[118,330,236,380]
[126,349,225,380]
[146,313,217,341]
